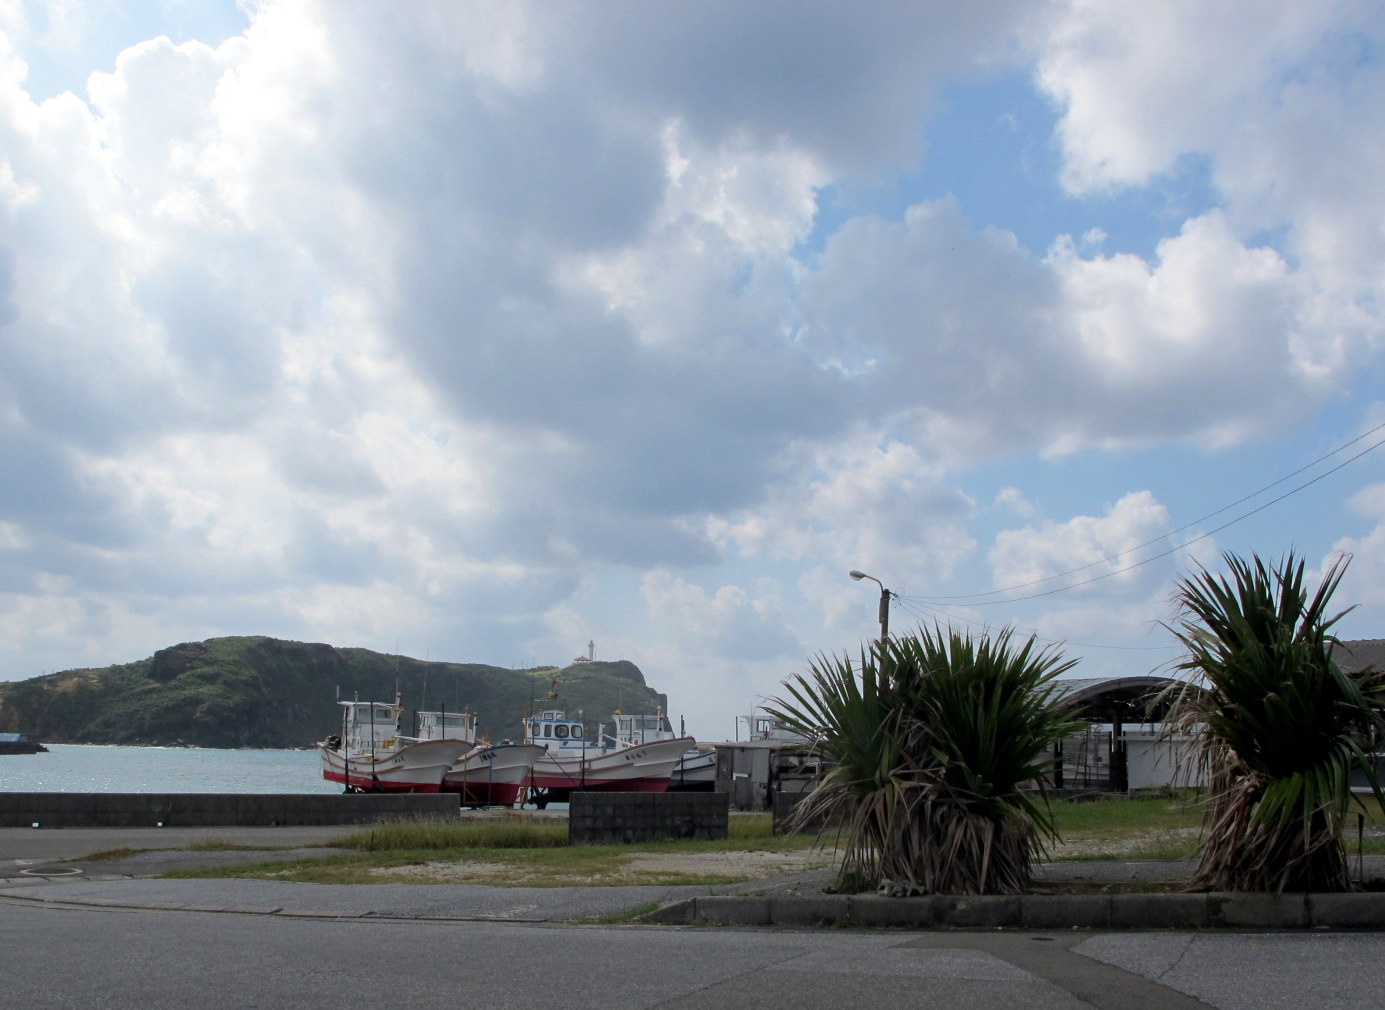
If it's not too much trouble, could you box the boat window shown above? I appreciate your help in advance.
[554,725,569,739]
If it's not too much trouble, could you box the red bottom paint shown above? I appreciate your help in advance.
[526,775,671,793]
[322,769,443,793]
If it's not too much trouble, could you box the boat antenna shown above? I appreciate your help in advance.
[368,693,379,792]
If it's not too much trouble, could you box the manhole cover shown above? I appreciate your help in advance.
[19,867,84,877]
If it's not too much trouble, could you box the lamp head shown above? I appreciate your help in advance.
[848,570,866,581]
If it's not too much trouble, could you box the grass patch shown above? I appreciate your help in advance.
[572,900,668,925]
[151,794,1385,886]
[82,846,146,862]
[1049,794,1203,861]
[336,814,568,852]
[163,811,826,886]
[1047,792,1385,861]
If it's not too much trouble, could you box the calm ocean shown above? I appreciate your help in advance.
[0,744,340,794]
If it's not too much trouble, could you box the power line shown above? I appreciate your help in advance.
[899,426,1385,609]
[890,594,1179,654]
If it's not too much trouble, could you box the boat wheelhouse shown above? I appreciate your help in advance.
[414,709,479,744]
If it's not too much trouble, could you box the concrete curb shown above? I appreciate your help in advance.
[640,891,1385,930]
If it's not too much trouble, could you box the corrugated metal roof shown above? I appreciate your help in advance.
[1336,639,1385,674]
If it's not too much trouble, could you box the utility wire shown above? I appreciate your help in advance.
[905,419,1385,604]
[890,594,1179,653]
[898,428,1385,608]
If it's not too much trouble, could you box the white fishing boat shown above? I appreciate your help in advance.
[410,709,543,807]
[610,711,715,790]
[670,746,717,789]
[523,709,696,805]
[444,742,545,807]
[319,697,474,793]
[412,709,480,745]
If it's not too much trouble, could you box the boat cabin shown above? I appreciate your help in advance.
[612,712,673,746]
[337,700,402,755]
[524,710,590,751]
[415,710,478,743]
[737,711,805,743]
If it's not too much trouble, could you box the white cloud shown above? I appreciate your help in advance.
[1331,483,1385,611]
[641,570,798,662]
[988,490,1174,595]
[0,1,1383,739]
[995,487,1039,519]
[1031,0,1365,193]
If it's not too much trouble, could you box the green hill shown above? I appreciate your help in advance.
[0,636,669,749]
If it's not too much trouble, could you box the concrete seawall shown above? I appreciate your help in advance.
[0,792,459,827]
[569,791,728,844]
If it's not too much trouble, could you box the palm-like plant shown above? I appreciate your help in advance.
[1167,552,1385,893]
[767,625,1077,894]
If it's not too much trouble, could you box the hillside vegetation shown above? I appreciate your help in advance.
[0,637,669,749]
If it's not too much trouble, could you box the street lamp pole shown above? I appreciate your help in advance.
[848,570,891,643]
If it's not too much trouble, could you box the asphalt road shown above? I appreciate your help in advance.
[5,825,1385,1009]
[2,894,1384,1010]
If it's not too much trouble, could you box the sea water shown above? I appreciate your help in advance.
[0,744,340,794]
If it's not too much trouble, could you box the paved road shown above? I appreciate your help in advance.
[5,826,1385,1009]
[2,890,1384,1010]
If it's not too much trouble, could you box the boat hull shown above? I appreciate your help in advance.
[320,738,473,793]
[443,743,544,807]
[668,747,717,791]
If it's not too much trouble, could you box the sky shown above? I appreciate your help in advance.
[2,0,1385,742]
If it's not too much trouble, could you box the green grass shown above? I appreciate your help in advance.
[1047,792,1385,861]
[82,846,144,862]
[336,815,569,851]
[161,811,824,886]
[152,797,1385,885]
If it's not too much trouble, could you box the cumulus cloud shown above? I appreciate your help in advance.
[1031,0,1366,193]
[988,491,1176,596]
[1330,482,1385,612]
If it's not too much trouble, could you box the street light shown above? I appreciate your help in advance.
[848,570,892,643]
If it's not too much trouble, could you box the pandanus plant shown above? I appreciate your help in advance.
[1167,552,1385,893]
[767,626,1077,895]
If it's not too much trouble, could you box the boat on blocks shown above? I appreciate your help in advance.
[523,709,696,806]
[612,712,716,791]
[320,697,475,793]
[412,710,543,807]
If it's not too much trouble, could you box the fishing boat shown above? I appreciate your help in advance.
[319,697,474,793]
[610,711,715,791]
[0,732,48,755]
[523,709,696,806]
[411,709,543,807]
[669,745,717,790]
[443,742,545,807]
